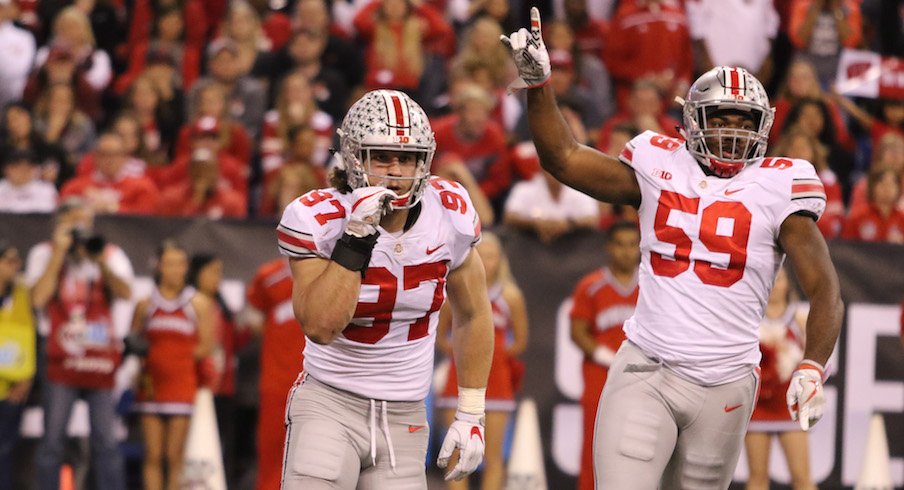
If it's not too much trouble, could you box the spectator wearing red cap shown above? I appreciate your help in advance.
[174,82,251,164]
[842,167,904,243]
[433,83,511,211]
[0,148,57,213]
[157,147,247,219]
[60,132,160,215]
[155,116,249,200]
[602,0,693,113]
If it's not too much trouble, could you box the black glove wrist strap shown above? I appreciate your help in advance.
[331,232,379,275]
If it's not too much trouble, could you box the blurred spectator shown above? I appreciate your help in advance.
[260,71,333,177]
[0,241,36,490]
[504,167,599,243]
[122,0,207,91]
[353,0,454,96]
[260,124,327,217]
[60,132,159,215]
[783,96,853,189]
[546,49,607,136]
[114,4,201,95]
[244,258,304,490]
[273,27,352,121]
[219,1,274,77]
[157,147,248,219]
[848,133,904,213]
[771,59,852,151]
[293,0,365,94]
[25,198,133,490]
[450,16,515,104]
[188,253,245,484]
[32,83,96,173]
[25,6,113,122]
[131,241,213,490]
[436,231,528,490]
[187,38,266,140]
[450,0,517,34]
[596,79,681,153]
[0,148,58,213]
[772,129,844,238]
[175,81,252,164]
[562,0,608,62]
[0,0,36,109]
[745,267,814,490]
[598,124,640,230]
[433,83,511,210]
[569,221,640,490]
[544,19,614,129]
[603,0,693,112]
[160,116,249,199]
[1,100,69,186]
[124,74,184,164]
[841,167,904,243]
[75,112,150,177]
[834,94,904,149]
[789,0,863,87]
[686,0,778,79]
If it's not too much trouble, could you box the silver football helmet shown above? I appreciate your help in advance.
[337,89,436,209]
[680,66,774,178]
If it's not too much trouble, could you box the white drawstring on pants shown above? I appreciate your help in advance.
[368,399,397,470]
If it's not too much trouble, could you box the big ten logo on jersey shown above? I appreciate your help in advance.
[430,178,468,215]
[343,261,448,345]
[550,298,584,476]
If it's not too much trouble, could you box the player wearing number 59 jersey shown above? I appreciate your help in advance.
[277,89,494,490]
[504,9,842,490]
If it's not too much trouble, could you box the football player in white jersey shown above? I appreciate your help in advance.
[503,9,843,490]
[276,89,494,489]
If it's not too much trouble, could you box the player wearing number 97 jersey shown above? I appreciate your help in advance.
[503,12,843,488]
[276,89,494,490]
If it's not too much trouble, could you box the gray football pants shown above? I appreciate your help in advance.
[281,375,430,490]
[594,341,759,490]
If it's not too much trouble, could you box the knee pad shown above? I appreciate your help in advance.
[617,409,662,462]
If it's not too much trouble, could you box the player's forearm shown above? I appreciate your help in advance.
[527,86,581,177]
[802,279,843,367]
[452,311,494,389]
[294,263,362,344]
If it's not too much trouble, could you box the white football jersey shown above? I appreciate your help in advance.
[277,177,481,401]
[618,131,826,386]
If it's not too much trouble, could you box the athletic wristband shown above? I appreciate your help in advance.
[799,359,826,381]
[331,232,379,275]
[457,386,486,415]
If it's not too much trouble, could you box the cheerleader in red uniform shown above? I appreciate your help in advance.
[437,231,529,490]
[745,267,815,490]
[131,241,214,490]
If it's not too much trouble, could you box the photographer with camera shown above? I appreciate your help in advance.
[24,197,133,490]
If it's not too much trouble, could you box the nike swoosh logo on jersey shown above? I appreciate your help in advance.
[408,425,425,433]
[724,404,743,413]
[426,244,445,255]
[470,426,484,443]
[724,188,744,196]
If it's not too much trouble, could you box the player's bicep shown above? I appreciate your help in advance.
[779,213,836,299]
[551,145,641,206]
[446,249,491,327]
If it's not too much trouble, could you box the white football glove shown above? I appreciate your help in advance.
[786,360,826,431]
[500,7,550,92]
[437,410,486,481]
[346,186,398,238]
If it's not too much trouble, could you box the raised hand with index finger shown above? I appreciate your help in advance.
[500,7,551,92]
